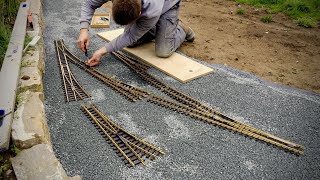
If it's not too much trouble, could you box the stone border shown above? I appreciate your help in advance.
[0,2,29,152]
[10,0,81,179]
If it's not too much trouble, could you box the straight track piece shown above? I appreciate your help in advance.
[113,51,213,113]
[147,95,304,155]
[58,39,150,102]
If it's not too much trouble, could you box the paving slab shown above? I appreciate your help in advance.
[12,90,49,149]
[43,0,320,179]
[11,144,81,180]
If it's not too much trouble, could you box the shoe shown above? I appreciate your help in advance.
[179,20,195,42]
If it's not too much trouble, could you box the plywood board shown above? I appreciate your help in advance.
[91,13,110,28]
[102,1,112,11]
[97,29,214,83]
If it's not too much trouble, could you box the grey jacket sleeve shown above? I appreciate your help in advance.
[105,0,164,52]
[105,15,160,52]
[81,0,164,53]
[80,0,109,29]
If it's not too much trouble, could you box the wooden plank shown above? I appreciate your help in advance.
[102,1,112,12]
[91,13,110,28]
[0,2,29,151]
[97,29,214,83]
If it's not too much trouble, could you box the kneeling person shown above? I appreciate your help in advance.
[78,0,195,66]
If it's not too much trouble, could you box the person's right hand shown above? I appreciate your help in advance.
[85,47,107,67]
[78,28,90,52]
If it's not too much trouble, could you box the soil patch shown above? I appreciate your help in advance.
[179,0,320,93]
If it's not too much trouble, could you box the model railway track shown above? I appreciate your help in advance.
[112,51,213,114]
[81,103,165,167]
[57,39,304,155]
[56,39,150,102]
[147,95,304,154]
[54,40,90,102]
[112,51,305,155]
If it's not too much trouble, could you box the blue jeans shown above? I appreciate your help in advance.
[128,2,186,58]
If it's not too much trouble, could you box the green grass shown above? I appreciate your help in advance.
[235,0,320,27]
[0,24,11,68]
[261,15,274,22]
[10,144,21,155]
[24,35,32,48]
[296,17,316,27]
[0,142,20,178]
[0,161,11,176]
[236,8,246,15]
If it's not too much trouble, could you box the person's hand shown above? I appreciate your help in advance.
[85,47,108,67]
[78,28,90,52]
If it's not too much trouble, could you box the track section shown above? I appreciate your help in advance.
[57,40,150,102]
[112,51,213,113]
[148,95,304,155]
[54,40,90,102]
[56,40,304,155]
[113,51,305,155]
[81,103,165,167]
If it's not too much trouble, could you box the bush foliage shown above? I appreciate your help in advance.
[0,0,20,68]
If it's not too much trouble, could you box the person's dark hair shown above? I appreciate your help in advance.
[112,0,141,25]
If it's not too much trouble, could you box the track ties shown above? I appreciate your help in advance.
[58,40,304,155]
[54,40,90,102]
[147,95,304,155]
[113,52,304,155]
[58,39,150,102]
[81,103,165,167]
[113,51,304,155]
[112,51,213,114]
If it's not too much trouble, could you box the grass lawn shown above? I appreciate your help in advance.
[236,0,320,27]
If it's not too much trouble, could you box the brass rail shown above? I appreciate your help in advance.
[57,40,149,102]
[54,40,90,102]
[112,51,304,155]
[81,103,164,167]
[57,39,304,155]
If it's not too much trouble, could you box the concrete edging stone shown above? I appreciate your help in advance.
[10,0,81,179]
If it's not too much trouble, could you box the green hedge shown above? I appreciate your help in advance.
[0,0,20,68]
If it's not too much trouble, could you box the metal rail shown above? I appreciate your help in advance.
[113,51,214,113]
[57,39,304,155]
[112,51,305,155]
[81,103,164,167]
[57,40,150,102]
[54,40,90,102]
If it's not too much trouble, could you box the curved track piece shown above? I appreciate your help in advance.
[54,40,90,102]
[81,103,165,167]
[113,51,305,155]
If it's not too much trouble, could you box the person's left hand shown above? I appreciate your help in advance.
[85,47,108,67]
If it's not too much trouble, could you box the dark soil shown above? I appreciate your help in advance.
[179,0,320,93]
